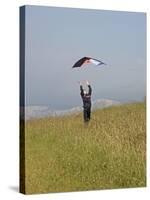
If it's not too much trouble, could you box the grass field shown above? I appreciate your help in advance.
[24,102,146,194]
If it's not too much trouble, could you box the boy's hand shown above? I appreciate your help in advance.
[86,80,89,85]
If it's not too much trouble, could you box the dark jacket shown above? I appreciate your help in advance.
[80,85,92,109]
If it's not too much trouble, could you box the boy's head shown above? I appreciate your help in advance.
[83,90,87,95]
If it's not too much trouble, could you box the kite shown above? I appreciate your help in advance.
[72,57,106,68]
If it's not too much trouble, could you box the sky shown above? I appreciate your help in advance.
[24,5,146,109]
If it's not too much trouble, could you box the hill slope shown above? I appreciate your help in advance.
[24,102,146,194]
[24,99,120,120]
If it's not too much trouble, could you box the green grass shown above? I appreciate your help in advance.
[25,102,146,194]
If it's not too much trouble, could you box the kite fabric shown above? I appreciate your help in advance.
[72,57,106,68]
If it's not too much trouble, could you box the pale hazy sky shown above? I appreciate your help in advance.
[24,5,146,109]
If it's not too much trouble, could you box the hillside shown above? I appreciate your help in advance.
[23,99,120,120]
[24,102,146,194]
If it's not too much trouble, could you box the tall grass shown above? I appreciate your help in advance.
[25,102,146,194]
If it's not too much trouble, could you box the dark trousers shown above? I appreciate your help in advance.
[83,106,91,122]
